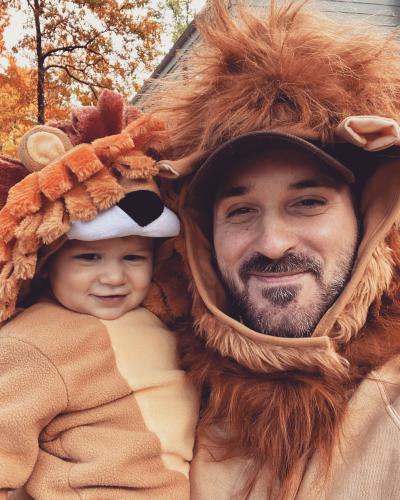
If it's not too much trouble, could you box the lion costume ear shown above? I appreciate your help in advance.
[18,125,73,173]
[47,89,142,146]
[335,116,400,152]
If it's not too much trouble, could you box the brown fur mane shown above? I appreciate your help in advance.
[177,228,400,499]
[149,1,400,496]
[151,0,400,159]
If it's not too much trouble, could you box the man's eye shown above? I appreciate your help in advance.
[227,207,255,218]
[74,253,99,260]
[290,197,328,215]
[124,254,146,262]
[295,198,326,208]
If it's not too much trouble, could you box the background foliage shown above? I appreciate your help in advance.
[0,0,197,155]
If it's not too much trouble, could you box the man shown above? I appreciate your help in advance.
[151,1,400,498]
[209,138,358,339]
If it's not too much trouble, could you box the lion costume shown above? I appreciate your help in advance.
[145,1,400,499]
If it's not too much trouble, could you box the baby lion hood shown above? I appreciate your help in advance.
[152,0,400,378]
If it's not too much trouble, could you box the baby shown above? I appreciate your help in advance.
[0,169,198,498]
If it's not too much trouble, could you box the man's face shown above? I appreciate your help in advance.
[49,235,153,320]
[213,148,359,338]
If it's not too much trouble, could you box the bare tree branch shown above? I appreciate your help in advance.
[45,63,109,90]
[42,29,108,60]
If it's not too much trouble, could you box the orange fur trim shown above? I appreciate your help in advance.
[63,186,97,222]
[12,244,36,280]
[333,238,394,343]
[84,168,125,210]
[143,238,192,325]
[0,207,18,243]
[192,292,348,377]
[124,114,167,150]
[142,283,171,324]
[6,173,41,219]
[0,240,10,262]
[111,152,158,179]
[38,160,74,201]
[0,298,17,321]
[37,200,70,245]
[92,132,135,163]
[0,269,18,319]
[14,214,43,254]
[0,262,17,301]
[62,144,104,181]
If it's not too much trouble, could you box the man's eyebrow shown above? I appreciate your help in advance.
[289,177,340,189]
[216,185,249,200]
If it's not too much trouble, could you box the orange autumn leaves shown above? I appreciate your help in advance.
[0,0,162,155]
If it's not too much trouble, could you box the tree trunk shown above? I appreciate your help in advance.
[32,0,45,123]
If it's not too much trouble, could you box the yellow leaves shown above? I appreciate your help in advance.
[0,57,36,155]
[0,57,68,155]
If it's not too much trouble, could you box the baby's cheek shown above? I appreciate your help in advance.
[135,265,153,291]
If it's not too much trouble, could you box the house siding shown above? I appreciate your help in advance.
[134,0,400,107]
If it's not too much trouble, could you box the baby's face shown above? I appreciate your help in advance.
[49,236,153,320]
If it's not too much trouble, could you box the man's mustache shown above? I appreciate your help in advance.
[239,253,322,283]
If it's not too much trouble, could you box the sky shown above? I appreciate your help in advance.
[4,1,207,57]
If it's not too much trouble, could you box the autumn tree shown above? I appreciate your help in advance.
[0,56,36,154]
[0,56,71,154]
[164,0,195,43]
[0,0,162,124]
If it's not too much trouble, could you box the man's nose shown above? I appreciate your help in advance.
[253,217,297,260]
[98,262,127,286]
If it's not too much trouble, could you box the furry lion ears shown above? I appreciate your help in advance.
[0,90,180,322]
[154,115,400,177]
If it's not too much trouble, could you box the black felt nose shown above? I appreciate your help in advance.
[117,190,164,227]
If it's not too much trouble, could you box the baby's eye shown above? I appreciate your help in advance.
[74,253,100,261]
[124,254,147,262]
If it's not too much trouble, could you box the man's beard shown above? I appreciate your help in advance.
[220,251,356,338]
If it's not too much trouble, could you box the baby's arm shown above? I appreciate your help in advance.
[0,337,67,495]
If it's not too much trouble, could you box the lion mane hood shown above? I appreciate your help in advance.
[151,0,400,378]
[145,3,400,493]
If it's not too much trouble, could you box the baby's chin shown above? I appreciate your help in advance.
[83,304,141,320]
[55,294,145,320]
[93,309,133,320]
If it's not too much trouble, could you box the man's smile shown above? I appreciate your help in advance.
[251,271,307,286]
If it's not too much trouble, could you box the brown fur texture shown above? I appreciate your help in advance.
[152,0,400,159]
[146,2,400,497]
